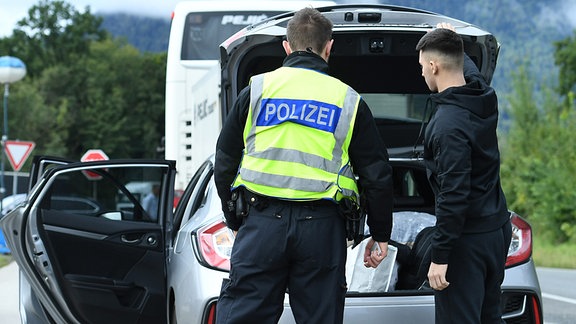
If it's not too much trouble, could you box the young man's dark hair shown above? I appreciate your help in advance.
[415,28,464,69]
[416,23,512,324]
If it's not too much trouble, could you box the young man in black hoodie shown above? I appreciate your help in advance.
[416,23,512,323]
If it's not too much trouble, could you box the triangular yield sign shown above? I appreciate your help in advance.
[4,140,35,171]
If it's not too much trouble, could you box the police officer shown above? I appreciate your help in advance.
[214,7,394,324]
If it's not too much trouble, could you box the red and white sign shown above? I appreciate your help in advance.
[4,140,35,171]
[80,149,109,180]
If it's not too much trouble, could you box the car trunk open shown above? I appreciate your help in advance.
[219,4,500,295]
[220,5,498,152]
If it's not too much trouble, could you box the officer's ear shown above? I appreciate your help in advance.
[282,40,292,56]
[322,39,334,62]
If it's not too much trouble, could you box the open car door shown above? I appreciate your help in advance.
[1,157,176,324]
[27,155,75,190]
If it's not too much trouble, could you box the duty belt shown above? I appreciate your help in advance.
[240,188,337,211]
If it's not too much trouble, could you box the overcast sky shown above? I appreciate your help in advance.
[2,0,575,38]
[0,0,181,37]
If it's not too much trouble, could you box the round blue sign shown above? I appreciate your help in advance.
[0,56,27,83]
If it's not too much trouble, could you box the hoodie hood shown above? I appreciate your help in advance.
[429,80,497,119]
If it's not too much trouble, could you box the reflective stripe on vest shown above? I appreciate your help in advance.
[233,67,360,201]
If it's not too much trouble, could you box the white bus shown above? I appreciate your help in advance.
[165,0,335,190]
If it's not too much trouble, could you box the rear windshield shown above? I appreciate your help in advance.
[362,93,428,122]
[181,11,285,60]
[361,93,428,149]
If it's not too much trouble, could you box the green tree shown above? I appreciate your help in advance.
[554,31,576,97]
[77,38,165,158]
[2,0,105,78]
[501,67,576,243]
[8,79,68,171]
[1,0,165,165]
[29,38,165,159]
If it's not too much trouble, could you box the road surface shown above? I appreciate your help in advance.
[0,261,20,324]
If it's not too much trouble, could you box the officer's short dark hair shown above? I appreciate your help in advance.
[416,28,464,69]
[286,7,332,54]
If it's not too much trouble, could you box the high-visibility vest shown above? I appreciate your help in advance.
[233,66,360,202]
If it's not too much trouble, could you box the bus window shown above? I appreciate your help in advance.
[182,12,277,60]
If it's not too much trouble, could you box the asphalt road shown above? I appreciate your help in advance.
[0,262,575,323]
[0,261,19,324]
[536,267,576,324]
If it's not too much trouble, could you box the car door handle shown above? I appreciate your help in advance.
[121,234,141,244]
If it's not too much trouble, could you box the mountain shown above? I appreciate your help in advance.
[99,0,576,96]
[100,13,171,53]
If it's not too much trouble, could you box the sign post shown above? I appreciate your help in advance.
[4,140,35,196]
[0,56,27,210]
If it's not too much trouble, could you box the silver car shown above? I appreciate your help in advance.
[1,4,542,324]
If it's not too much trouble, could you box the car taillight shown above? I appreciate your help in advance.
[531,294,543,324]
[203,300,217,324]
[197,221,235,271]
[506,212,532,267]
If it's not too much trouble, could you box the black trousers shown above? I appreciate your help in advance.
[434,220,512,324]
[216,199,347,324]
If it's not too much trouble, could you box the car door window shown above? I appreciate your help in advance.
[187,167,213,218]
[38,165,168,222]
[172,160,213,235]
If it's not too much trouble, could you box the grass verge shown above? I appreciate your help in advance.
[532,235,576,269]
[0,254,12,268]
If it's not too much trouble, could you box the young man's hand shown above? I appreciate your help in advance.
[428,262,450,290]
[436,22,455,31]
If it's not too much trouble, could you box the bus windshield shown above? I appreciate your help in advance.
[182,11,282,60]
